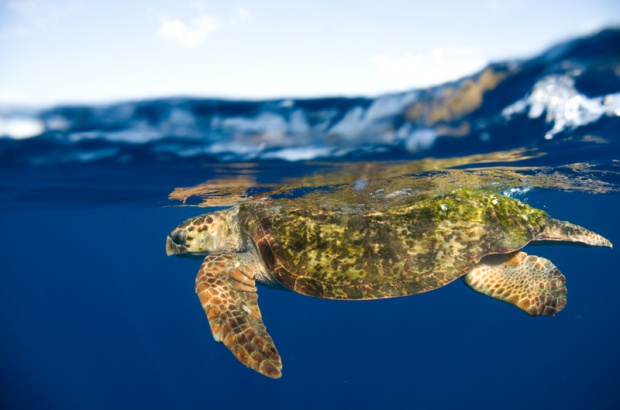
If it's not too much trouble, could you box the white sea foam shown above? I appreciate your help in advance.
[502,75,620,139]
[0,116,44,139]
[502,186,532,198]
[260,147,335,161]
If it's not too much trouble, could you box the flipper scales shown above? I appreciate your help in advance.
[195,253,282,378]
[463,251,567,316]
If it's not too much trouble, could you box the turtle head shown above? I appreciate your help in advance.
[166,208,243,257]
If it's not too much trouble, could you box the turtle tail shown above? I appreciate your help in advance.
[537,218,612,248]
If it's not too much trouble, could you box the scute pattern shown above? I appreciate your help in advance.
[242,188,551,299]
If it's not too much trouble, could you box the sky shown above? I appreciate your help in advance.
[0,0,619,106]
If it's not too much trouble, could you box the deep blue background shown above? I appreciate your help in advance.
[1,187,618,410]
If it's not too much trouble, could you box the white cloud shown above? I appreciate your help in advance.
[372,46,487,89]
[158,13,222,49]
[156,5,251,49]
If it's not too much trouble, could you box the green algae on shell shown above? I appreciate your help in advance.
[240,186,555,300]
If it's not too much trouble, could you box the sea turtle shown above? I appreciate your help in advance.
[166,182,612,378]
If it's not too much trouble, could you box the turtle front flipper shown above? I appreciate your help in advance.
[463,251,567,316]
[195,253,282,378]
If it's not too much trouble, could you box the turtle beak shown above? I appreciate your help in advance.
[166,229,187,256]
[165,236,176,256]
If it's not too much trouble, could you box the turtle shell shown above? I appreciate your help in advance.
[240,185,551,300]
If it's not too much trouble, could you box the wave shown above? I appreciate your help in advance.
[1,28,619,165]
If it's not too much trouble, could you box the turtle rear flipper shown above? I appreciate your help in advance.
[195,253,282,378]
[463,251,567,316]
[538,218,612,247]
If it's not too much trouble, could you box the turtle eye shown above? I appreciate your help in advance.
[170,230,187,245]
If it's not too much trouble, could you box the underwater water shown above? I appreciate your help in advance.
[1,29,620,409]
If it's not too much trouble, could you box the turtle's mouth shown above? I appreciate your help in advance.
[166,232,186,256]
[165,235,178,255]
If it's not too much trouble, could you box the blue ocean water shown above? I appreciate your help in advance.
[1,29,620,409]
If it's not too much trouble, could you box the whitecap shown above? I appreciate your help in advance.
[0,116,44,139]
